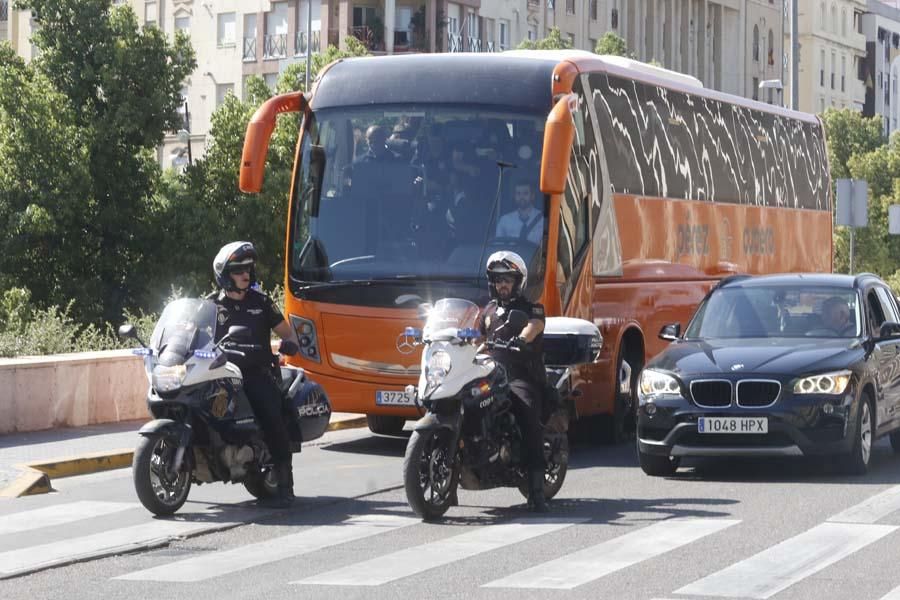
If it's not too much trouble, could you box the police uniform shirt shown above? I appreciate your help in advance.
[211,289,284,374]
[480,296,546,382]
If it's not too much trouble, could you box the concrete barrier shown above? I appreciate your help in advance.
[0,350,148,435]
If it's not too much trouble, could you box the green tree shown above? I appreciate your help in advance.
[820,108,884,181]
[594,32,634,57]
[517,27,573,50]
[14,0,196,322]
[149,41,370,301]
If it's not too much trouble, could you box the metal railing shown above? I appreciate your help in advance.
[350,26,382,51]
[263,33,287,59]
[447,32,462,53]
[468,36,482,52]
[242,36,257,61]
[294,30,321,55]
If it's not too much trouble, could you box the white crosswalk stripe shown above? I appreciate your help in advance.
[114,514,419,582]
[0,501,138,536]
[292,517,585,587]
[0,508,255,580]
[483,518,739,590]
[881,585,900,600]
[828,484,900,524]
[675,522,897,599]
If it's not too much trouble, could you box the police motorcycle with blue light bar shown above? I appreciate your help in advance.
[118,297,331,515]
[401,298,601,520]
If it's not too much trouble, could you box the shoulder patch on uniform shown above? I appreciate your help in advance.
[531,304,545,317]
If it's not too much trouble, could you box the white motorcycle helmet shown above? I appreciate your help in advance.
[485,250,528,301]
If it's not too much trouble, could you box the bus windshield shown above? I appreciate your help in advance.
[290,104,547,298]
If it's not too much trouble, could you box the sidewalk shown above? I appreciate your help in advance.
[0,412,367,497]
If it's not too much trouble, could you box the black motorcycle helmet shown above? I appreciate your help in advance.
[213,241,258,292]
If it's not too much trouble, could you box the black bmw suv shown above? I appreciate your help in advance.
[637,273,900,477]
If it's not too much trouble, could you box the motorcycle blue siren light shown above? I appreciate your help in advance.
[457,328,479,339]
[193,350,217,359]
[404,327,423,337]
[132,348,152,356]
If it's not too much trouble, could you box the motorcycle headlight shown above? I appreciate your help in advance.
[426,350,452,386]
[152,364,188,393]
[638,369,682,401]
[793,370,851,395]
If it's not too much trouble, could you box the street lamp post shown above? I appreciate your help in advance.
[176,100,192,167]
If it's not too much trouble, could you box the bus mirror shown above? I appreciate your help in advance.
[240,92,309,193]
[309,144,326,217]
[540,94,576,195]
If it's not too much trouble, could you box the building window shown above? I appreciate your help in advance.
[819,97,825,113]
[218,12,236,47]
[144,1,157,26]
[831,4,837,34]
[499,19,509,50]
[752,25,759,62]
[842,8,847,37]
[216,83,234,107]
[566,0,575,15]
[752,77,759,100]
[831,51,836,89]
[820,49,825,87]
[768,29,774,66]
[855,10,863,34]
[528,27,536,41]
[590,0,598,21]
[842,55,846,92]
[611,8,618,29]
[820,2,825,30]
[174,15,190,34]
[568,32,575,46]
[243,14,258,61]
[264,73,278,90]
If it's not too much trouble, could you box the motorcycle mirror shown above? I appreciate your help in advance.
[227,325,252,342]
[118,324,136,339]
[506,310,529,334]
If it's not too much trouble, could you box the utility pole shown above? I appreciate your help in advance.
[790,0,799,110]
[305,0,313,91]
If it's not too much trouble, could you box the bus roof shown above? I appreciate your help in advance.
[311,51,819,125]
[311,54,556,112]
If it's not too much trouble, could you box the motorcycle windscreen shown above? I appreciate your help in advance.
[150,298,218,366]
[423,298,481,340]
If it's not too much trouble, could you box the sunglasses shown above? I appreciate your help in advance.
[229,265,252,275]
[492,275,516,285]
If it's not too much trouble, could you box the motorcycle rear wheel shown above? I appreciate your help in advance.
[519,435,569,501]
[243,466,279,500]
[133,433,191,516]
[403,429,459,521]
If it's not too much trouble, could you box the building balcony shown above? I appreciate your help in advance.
[264,33,288,59]
[294,30,321,56]
[243,36,257,62]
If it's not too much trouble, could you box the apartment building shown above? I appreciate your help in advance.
[786,0,866,114]
[862,0,900,134]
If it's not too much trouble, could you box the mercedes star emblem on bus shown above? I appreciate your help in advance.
[396,333,416,355]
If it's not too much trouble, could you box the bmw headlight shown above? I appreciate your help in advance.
[426,350,452,386]
[793,370,851,395]
[638,369,682,401]
[152,364,188,393]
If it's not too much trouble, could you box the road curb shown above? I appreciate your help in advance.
[0,416,369,498]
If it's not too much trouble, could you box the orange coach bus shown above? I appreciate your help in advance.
[240,50,832,442]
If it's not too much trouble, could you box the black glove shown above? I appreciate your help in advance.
[509,335,527,350]
[278,339,299,356]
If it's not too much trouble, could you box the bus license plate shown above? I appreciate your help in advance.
[698,417,768,434]
[376,391,414,406]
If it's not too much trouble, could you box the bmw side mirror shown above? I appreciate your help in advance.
[227,325,252,342]
[879,321,900,339]
[659,323,681,342]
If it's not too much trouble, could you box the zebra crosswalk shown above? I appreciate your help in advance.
[4,484,900,596]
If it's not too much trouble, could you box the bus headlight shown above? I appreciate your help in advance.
[793,371,851,395]
[290,315,321,363]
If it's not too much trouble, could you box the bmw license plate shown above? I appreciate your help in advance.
[698,417,768,434]
[376,390,414,406]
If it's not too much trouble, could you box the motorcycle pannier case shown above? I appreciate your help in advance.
[542,317,603,367]
[287,376,332,442]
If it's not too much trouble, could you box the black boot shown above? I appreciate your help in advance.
[527,470,549,513]
[259,462,294,508]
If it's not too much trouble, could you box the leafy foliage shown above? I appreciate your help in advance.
[517,27,573,50]
[594,32,633,58]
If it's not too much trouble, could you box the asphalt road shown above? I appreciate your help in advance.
[5,425,900,600]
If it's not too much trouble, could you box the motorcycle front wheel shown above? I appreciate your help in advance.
[133,433,192,516]
[403,429,459,521]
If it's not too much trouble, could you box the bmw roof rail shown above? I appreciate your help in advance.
[716,274,753,288]
[853,272,880,287]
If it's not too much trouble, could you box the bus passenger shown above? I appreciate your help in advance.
[495,180,542,246]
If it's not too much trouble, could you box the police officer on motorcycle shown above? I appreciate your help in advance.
[479,251,549,513]
[210,241,300,508]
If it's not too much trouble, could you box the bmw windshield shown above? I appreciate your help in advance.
[290,104,548,304]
